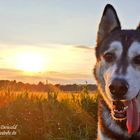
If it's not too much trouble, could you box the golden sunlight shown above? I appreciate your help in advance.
[16,52,44,72]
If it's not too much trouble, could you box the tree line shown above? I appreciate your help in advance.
[0,80,97,92]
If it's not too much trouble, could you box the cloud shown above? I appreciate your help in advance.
[0,68,95,84]
[0,43,96,84]
[74,45,93,50]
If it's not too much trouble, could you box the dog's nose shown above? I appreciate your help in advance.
[109,79,129,97]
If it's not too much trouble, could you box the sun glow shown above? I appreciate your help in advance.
[16,52,44,72]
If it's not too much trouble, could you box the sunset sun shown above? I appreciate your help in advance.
[16,52,44,72]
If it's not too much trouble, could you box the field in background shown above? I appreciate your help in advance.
[0,89,98,140]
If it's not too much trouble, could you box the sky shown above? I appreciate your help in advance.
[0,0,140,84]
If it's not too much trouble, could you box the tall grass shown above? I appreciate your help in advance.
[0,89,98,140]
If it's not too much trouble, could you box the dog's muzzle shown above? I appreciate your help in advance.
[108,79,140,134]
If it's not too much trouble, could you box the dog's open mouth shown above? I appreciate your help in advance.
[111,96,140,134]
[112,100,128,120]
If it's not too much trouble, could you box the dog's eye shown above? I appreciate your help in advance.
[103,53,115,63]
[133,55,140,65]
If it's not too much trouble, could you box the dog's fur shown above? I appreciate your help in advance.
[94,4,140,140]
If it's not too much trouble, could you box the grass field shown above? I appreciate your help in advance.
[0,89,98,140]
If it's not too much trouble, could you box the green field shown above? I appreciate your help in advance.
[0,90,98,140]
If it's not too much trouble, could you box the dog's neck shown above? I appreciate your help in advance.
[98,94,140,139]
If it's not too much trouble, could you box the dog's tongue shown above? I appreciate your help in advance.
[124,98,140,134]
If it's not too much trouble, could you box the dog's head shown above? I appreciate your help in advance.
[94,4,140,134]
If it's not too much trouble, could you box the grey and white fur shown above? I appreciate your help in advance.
[94,4,140,140]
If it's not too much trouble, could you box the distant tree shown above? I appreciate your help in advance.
[46,80,48,85]
[38,81,44,86]
[82,81,89,94]
[55,84,60,88]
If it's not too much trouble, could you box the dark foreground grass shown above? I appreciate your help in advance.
[0,91,98,140]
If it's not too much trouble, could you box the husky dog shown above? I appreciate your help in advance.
[94,4,140,140]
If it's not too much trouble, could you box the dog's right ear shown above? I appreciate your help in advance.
[136,23,140,30]
[97,4,121,43]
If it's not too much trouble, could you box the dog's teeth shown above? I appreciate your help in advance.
[124,106,128,110]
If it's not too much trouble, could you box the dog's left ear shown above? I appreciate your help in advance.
[97,4,121,43]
